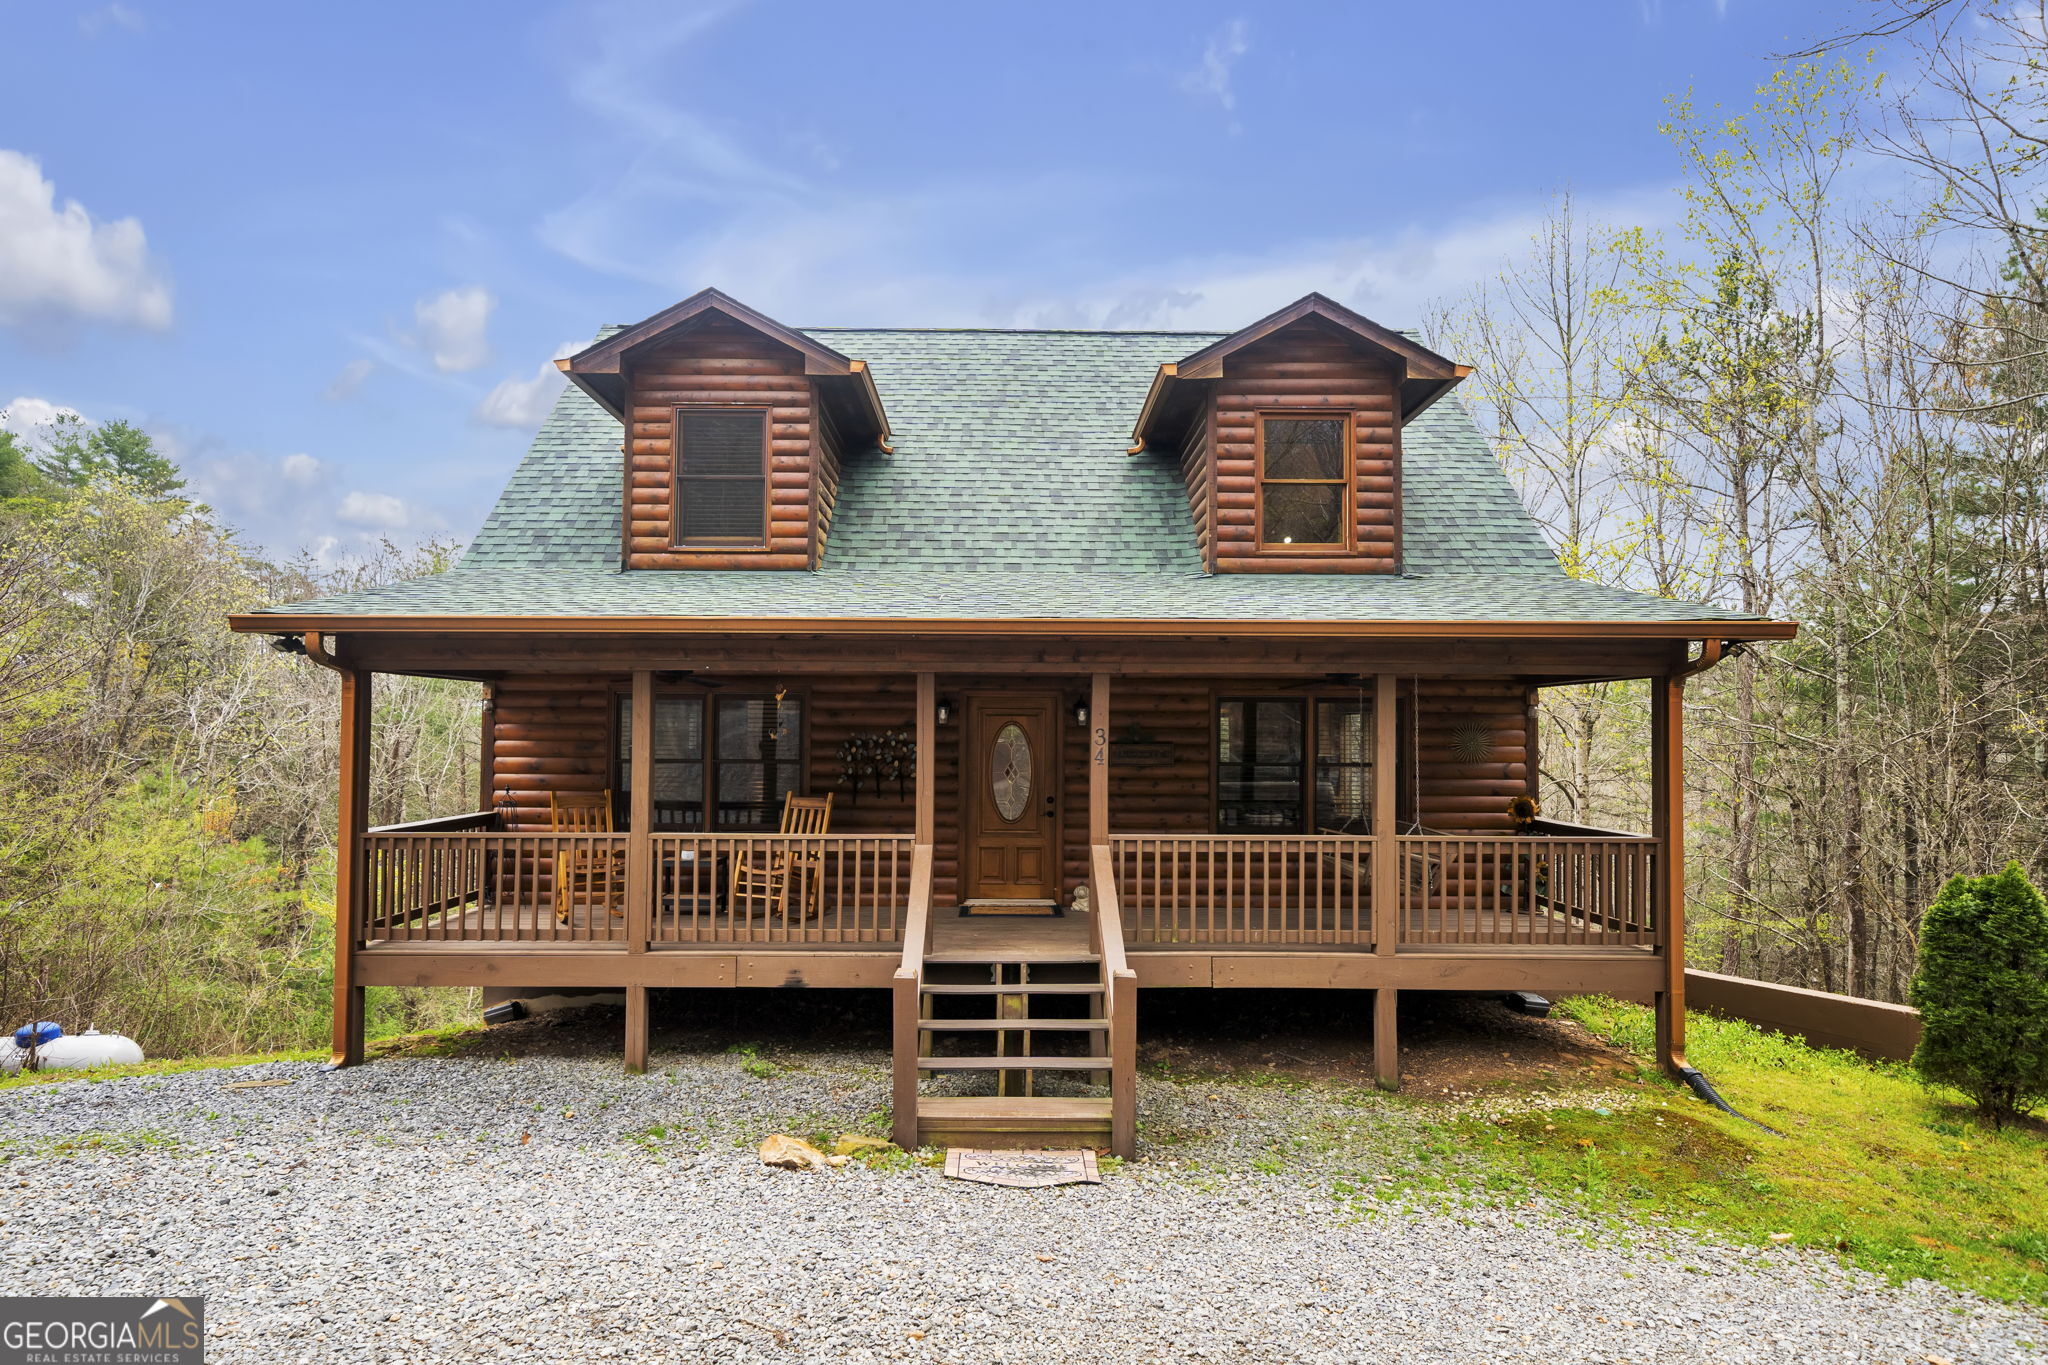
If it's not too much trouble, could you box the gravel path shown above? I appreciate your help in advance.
[1,1043,2040,1364]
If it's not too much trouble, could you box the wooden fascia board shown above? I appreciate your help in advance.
[555,360,625,421]
[1397,370,1473,424]
[228,612,1798,642]
[845,359,893,452]
[1174,294,1462,381]
[564,288,855,378]
[1127,365,1179,451]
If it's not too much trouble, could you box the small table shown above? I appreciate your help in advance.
[658,849,729,914]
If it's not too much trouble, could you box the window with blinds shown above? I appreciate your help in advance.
[673,408,768,546]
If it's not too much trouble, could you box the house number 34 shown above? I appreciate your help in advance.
[1093,726,1108,766]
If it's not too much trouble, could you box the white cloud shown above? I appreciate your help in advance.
[0,150,171,333]
[474,343,578,428]
[322,357,375,401]
[337,490,417,530]
[0,395,85,445]
[410,285,494,373]
[1179,19,1250,115]
[78,3,146,37]
[179,438,451,564]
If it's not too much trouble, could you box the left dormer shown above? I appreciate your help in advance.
[560,288,890,570]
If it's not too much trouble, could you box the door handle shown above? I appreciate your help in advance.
[1044,795,1056,819]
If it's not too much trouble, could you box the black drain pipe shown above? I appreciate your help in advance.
[1675,1064,1783,1136]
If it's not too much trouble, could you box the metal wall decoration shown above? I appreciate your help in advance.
[1448,718,1494,765]
[838,728,916,802]
[1108,722,1175,767]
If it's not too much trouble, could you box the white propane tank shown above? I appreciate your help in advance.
[29,1029,145,1071]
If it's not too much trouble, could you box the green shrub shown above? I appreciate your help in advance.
[1908,861,2048,1124]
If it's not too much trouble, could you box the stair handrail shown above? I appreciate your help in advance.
[1090,844,1137,1159]
[891,843,935,1149]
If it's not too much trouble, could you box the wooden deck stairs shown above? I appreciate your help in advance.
[893,851,1138,1158]
[912,952,1115,1150]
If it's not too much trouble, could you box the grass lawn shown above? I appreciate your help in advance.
[1438,997,2048,1308]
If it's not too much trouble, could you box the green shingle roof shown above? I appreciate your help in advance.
[254,327,1764,627]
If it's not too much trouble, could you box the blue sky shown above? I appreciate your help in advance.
[0,0,1874,562]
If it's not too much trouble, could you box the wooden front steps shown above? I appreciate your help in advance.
[916,1096,1113,1149]
[908,955,1117,1152]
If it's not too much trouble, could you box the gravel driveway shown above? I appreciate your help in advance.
[1,1042,2039,1364]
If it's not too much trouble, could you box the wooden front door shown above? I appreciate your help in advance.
[964,695,1060,902]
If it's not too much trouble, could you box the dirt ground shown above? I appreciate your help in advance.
[436,987,1638,1099]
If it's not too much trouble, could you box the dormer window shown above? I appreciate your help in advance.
[674,408,768,547]
[1259,415,1348,549]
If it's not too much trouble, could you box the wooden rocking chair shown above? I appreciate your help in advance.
[727,793,834,921]
[551,790,625,926]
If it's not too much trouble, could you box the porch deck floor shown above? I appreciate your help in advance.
[363,900,1648,953]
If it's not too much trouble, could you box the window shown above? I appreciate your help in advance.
[1314,699,1371,833]
[1216,697,1375,834]
[617,693,803,830]
[1258,415,1348,548]
[1217,699,1306,832]
[673,408,768,546]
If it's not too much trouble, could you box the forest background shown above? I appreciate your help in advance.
[3,1,2044,1052]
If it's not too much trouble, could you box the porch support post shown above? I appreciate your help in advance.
[1372,674,1399,954]
[915,673,936,846]
[1652,671,1687,1074]
[1089,674,1110,848]
[624,669,654,1073]
[624,986,649,1076]
[332,663,371,1067]
[1373,987,1399,1091]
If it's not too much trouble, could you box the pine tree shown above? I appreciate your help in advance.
[0,428,48,499]
[1909,862,2048,1123]
[35,414,185,498]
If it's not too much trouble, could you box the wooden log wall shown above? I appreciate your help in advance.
[1413,678,1531,833]
[485,673,1536,901]
[624,314,815,570]
[1177,402,1214,570]
[490,675,613,829]
[812,401,847,568]
[1211,318,1401,573]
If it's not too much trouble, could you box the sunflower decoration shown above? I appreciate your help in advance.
[1508,794,1540,834]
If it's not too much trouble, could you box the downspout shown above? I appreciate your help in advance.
[1661,639,1781,1135]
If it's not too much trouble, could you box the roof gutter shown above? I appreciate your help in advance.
[231,614,1798,642]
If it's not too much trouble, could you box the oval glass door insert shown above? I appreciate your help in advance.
[991,722,1032,822]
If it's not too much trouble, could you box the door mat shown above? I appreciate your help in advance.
[959,899,1063,917]
[944,1148,1101,1187]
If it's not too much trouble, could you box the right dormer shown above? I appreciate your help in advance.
[1131,294,1469,574]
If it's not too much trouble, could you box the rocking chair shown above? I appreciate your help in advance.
[727,793,834,921]
[551,790,625,926]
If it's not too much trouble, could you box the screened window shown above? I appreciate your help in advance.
[1314,699,1371,833]
[673,408,767,546]
[1259,416,1347,548]
[1217,699,1306,832]
[1216,697,1375,834]
[617,693,803,830]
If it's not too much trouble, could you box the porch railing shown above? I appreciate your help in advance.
[356,819,912,947]
[361,816,630,945]
[648,833,914,944]
[1394,833,1659,947]
[1110,835,1376,945]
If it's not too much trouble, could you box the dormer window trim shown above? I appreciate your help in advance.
[1255,410,1354,553]
[671,406,772,551]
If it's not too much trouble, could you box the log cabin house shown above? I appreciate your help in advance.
[229,288,1794,1156]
